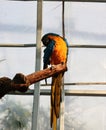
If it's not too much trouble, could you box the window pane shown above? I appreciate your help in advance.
[0,1,36,44]
[65,2,106,45]
[0,48,35,77]
[0,95,33,130]
[65,48,106,83]
[65,96,106,130]
[43,2,62,34]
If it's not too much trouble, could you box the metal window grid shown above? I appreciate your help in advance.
[0,0,106,130]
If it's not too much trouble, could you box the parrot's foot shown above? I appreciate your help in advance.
[50,65,56,70]
[61,62,64,65]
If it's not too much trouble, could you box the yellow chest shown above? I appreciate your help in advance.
[48,36,67,65]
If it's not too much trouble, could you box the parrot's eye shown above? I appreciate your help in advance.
[42,37,50,46]
[45,39,49,44]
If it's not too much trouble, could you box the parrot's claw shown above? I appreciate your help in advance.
[50,65,56,70]
[61,62,65,65]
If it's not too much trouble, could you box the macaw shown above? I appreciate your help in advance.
[41,33,68,130]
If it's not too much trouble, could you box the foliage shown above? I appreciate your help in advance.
[0,97,31,130]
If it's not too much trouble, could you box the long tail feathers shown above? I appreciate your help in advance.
[50,73,63,130]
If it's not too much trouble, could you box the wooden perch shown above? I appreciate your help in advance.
[27,63,67,84]
[0,63,67,99]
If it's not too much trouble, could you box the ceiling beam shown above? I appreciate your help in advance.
[9,0,106,2]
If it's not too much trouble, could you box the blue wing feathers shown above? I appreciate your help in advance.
[43,40,55,69]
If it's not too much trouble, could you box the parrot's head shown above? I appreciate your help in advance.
[41,34,50,46]
[41,33,60,46]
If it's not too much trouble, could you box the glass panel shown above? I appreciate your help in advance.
[0,48,35,78]
[0,1,36,44]
[0,95,33,130]
[38,96,51,130]
[65,48,106,83]
[43,2,62,35]
[65,2,106,45]
[65,96,106,130]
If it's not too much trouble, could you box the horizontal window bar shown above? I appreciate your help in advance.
[41,82,106,86]
[9,0,106,3]
[8,89,106,97]
[0,44,106,48]
[0,44,36,48]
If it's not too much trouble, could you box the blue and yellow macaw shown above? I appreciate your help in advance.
[41,33,68,130]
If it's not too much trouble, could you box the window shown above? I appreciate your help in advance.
[0,1,106,130]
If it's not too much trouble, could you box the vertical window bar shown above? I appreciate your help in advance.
[31,0,42,130]
[59,85,65,130]
[59,1,65,130]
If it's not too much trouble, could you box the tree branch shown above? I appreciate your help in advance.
[0,63,67,99]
